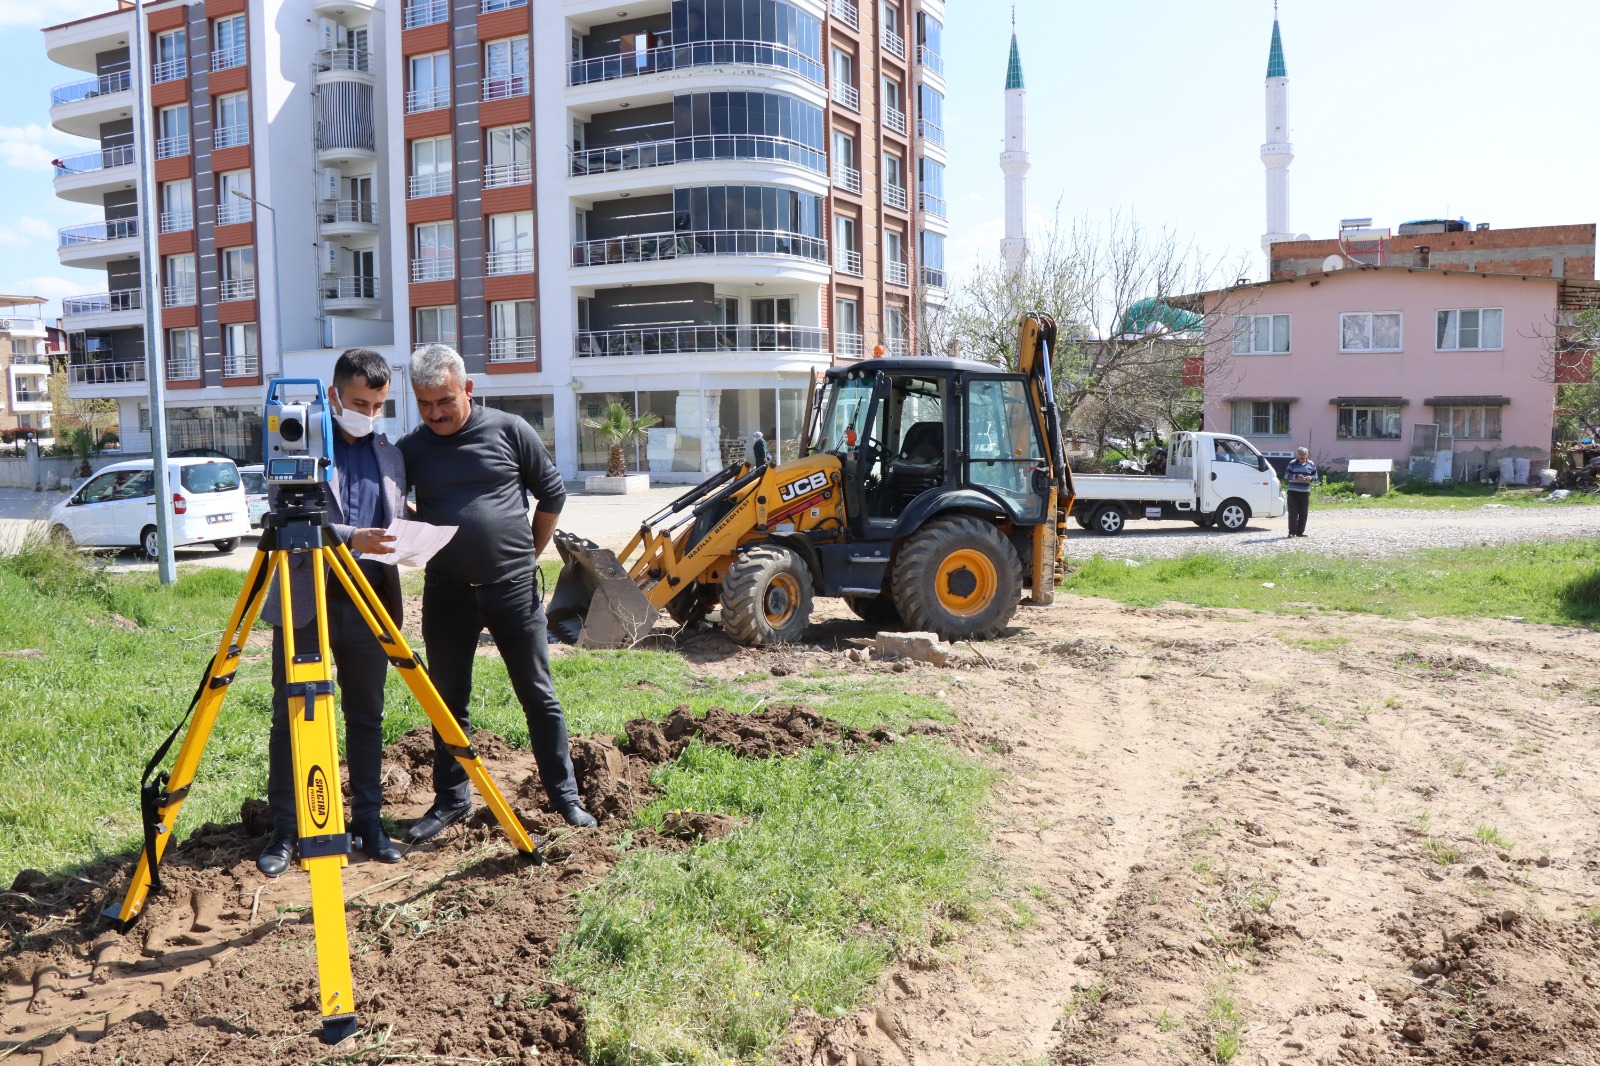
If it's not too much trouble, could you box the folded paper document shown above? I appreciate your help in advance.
[376,519,457,569]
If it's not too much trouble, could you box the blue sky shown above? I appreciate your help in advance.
[2,0,1597,316]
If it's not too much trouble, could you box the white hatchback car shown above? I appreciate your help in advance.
[48,457,252,558]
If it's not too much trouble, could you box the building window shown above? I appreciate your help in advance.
[831,130,859,193]
[412,222,455,281]
[918,84,944,145]
[1232,313,1290,354]
[415,305,457,346]
[153,29,187,82]
[835,297,861,357]
[167,328,199,380]
[884,229,908,286]
[1433,404,1502,440]
[833,214,859,274]
[487,212,535,275]
[212,14,247,70]
[220,246,255,301]
[410,135,452,198]
[159,179,193,232]
[919,156,945,217]
[1336,404,1402,440]
[1436,308,1503,351]
[214,92,250,149]
[157,105,189,158]
[1340,311,1403,353]
[11,338,36,357]
[883,153,907,209]
[216,171,252,224]
[489,300,537,362]
[483,36,530,100]
[921,230,946,289]
[164,253,196,306]
[407,52,450,112]
[918,10,943,74]
[224,323,259,377]
[485,124,531,188]
[1231,400,1290,436]
[830,48,858,109]
[884,304,907,357]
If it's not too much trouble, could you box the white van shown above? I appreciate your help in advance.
[48,457,251,558]
[1071,431,1286,534]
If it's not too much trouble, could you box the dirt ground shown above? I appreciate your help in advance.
[6,592,1600,1065]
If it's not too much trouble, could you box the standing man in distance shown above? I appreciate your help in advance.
[1285,446,1316,538]
[399,344,595,842]
[751,430,769,468]
[258,348,405,876]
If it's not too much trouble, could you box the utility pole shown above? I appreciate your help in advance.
[231,189,284,376]
[132,0,176,584]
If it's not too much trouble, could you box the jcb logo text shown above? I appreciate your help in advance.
[779,472,827,502]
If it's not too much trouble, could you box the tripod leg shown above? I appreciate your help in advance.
[103,545,273,931]
[280,555,359,1043]
[323,545,538,857]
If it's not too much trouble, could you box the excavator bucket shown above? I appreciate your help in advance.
[546,531,659,648]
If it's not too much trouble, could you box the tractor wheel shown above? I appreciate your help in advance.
[667,583,716,629]
[891,516,1022,642]
[721,545,814,646]
[844,594,902,628]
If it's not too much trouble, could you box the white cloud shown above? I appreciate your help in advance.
[0,124,74,172]
[0,217,59,247]
[0,0,111,30]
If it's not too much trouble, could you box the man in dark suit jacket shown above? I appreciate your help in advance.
[256,349,407,876]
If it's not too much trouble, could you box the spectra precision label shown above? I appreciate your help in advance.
[305,765,332,829]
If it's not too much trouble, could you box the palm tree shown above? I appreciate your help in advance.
[583,401,662,477]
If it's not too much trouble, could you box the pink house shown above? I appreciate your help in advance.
[1198,266,1600,478]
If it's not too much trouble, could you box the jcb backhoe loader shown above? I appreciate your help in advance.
[548,313,1075,647]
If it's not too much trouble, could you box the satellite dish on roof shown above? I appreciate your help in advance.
[1322,254,1346,272]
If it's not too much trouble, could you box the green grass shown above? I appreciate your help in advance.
[1064,539,1600,628]
[1311,477,1594,511]
[553,737,991,1065]
[1474,825,1514,850]
[1204,984,1245,1063]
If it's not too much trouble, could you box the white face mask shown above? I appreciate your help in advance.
[331,389,381,438]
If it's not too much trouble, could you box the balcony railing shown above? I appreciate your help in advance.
[219,278,256,302]
[223,352,260,377]
[883,338,909,358]
[486,249,534,276]
[832,162,861,194]
[488,336,538,362]
[570,134,826,177]
[884,183,908,211]
[484,160,532,188]
[884,105,907,135]
[409,171,452,198]
[212,45,247,71]
[836,332,863,358]
[316,48,371,74]
[404,0,448,28]
[324,276,379,300]
[918,119,944,147]
[411,257,455,282]
[319,199,377,225]
[217,199,252,225]
[836,248,862,275]
[568,39,823,87]
[63,290,141,317]
[882,27,906,60]
[156,135,190,159]
[482,73,529,101]
[59,218,138,246]
[69,360,144,385]
[885,260,909,287]
[920,46,944,77]
[12,390,46,404]
[50,69,130,107]
[920,191,946,219]
[575,324,829,358]
[921,266,948,290]
[53,144,135,176]
[164,285,196,307]
[406,85,450,113]
[829,0,857,29]
[832,81,859,110]
[160,210,193,233]
[571,229,828,267]
[152,57,187,83]
[166,355,200,381]
[214,124,250,150]
[482,0,527,9]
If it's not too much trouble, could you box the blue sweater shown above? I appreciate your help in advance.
[1285,459,1317,493]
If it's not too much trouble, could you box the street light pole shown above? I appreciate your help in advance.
[132,0,176,585]
[231,189,285,377]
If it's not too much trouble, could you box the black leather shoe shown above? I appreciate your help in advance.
[406,802,473,844]
[559,805,598,828]
[353,823,403,864]
[257,832,294,878]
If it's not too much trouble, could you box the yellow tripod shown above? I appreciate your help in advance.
[102,489,538,1044]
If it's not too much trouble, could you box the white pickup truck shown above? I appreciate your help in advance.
[1071,431,1286,534]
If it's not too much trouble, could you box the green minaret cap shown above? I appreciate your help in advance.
[1005,33,1024,91]
[1266,18,1287,79]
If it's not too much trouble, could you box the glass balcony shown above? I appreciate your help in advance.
[52,144,134,175]
[918,119,944,148]
[50,69,130,107]
[919,191,946,219]
[411,257,455,282]
[58,218,138,245]
[575,324,829,358]
[68,360,144,385]
[570,229,828,267]
[570,135,825,177]
[488,335,538,362]
[63,290,141,316]
[920,46,944,77]
[403,0,447,28]
[569,39,823,88]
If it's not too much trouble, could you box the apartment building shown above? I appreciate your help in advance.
[0,297,54,438]
[43,0,950,478]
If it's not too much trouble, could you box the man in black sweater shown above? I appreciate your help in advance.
[399,344,595,842]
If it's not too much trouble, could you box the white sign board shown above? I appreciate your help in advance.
[1347,459,1394,473]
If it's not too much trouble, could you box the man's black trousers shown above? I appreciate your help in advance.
[421,569,580,812]
[1287,490,1310,536]
[268,573,399,837]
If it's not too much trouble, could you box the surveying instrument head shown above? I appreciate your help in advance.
[101,373,540,1044]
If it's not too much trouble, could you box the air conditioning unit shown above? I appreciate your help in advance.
[319,168,339,201]
[0,320,12,330]
[322,243,340,274]
[318,18,338,51]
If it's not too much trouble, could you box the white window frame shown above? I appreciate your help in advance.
[214,92,250,148]
[410,135,453,197]
[415,305,458,346]
[1339,311,1404,353]
[1436,307,1504,352]
[1231,313,1290,355]
[1432,404,1502,441]
[224,323,259,376]
[487,212,535,275]
[489,299,537,361]
[1231,400,1290,437]
[164,253,196,306]
[167,327,200,378]
[216,171,252,224]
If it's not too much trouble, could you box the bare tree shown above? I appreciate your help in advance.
[48,367,118,466]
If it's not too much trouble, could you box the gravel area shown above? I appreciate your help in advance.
[1065,503,1600,560]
